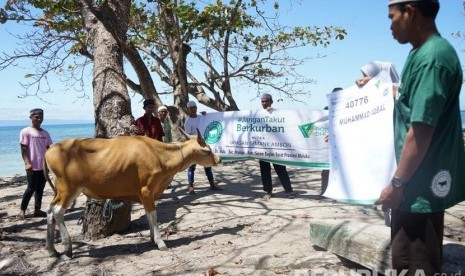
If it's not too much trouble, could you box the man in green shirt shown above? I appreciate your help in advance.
[376,0,465,274]
[157,105,172,143]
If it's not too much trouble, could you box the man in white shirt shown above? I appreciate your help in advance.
[184,101,221,194]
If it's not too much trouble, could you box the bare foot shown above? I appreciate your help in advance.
[17,210,25,220]
[210,185,222,191]
[261,193,273,201]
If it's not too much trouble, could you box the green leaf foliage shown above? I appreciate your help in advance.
[1,0,347,108]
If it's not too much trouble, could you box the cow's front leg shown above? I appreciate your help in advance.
[146,210,167,250]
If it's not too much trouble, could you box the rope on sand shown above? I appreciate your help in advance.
[77,199,125,225]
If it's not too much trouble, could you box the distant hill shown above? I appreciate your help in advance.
[0,119,93,127]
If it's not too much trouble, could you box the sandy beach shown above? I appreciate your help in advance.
[1,160,464,275]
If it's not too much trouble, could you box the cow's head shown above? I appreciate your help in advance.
[191,128,221,167]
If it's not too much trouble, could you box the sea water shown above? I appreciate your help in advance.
[2,111,465,177]
[0,123,94,177]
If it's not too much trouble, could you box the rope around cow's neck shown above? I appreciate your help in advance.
[178,144,184,171]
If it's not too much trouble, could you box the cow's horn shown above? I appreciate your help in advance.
[177,126,190,142]
[196,128,206,146]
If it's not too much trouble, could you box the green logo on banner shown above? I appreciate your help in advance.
[298,122,315,138]
[383,87,390,96]
[204,121,223,144]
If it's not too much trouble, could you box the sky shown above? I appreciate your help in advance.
[0,0,464,122]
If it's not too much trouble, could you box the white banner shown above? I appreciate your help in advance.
[324,77,397,204]
[197,109,330,169]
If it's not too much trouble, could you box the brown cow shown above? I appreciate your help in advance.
[44,130,221,257]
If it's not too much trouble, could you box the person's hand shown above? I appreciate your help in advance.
[356,76,372,87]
[25,163,33,175]
[200,111,207,115]
[374,182,404,211]
[324,134,329,143]
[392,84,398,99]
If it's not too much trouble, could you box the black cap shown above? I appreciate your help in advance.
[30,108,44,115]
[143,99,155,108]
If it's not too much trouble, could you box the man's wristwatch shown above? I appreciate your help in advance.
[391,176,406,189]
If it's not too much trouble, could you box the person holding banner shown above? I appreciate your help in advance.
[184,101,221,194]
[375,0,465,274]
[356,61,399,88]
[259,93,295,200]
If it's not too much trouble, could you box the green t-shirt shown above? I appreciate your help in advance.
[161,120,172,143]
[394,34,465,213]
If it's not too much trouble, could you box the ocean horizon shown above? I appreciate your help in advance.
[2,110,465,178]
[0,123,94,177]
[0,119,93,127]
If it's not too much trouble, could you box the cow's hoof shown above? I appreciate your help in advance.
[158,245,168,251]
[64,250,73,258]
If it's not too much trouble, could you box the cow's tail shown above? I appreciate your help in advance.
[43,157,57,195]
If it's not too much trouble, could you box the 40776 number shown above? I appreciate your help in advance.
[345,96,368,109]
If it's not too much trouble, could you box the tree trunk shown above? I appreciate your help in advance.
[81,199,131,238]
[79,0,136,239]
[157,1,192,140]
[124,41,163,107]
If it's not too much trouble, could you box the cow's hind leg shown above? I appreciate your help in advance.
[146,210,167,250]
[46,204,59,257]
[48,204,73,257]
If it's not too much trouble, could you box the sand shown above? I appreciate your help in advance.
[1,160,464,275]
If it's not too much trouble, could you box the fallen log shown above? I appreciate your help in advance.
[309,219,465,274]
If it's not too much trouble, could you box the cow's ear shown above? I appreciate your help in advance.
[196,128,207,147]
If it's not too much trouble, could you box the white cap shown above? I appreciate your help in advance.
[158,105,168,112]
[260,93,273,101]
[388,0,437,6]
[186,101,197,108]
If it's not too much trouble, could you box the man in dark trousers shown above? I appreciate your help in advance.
[259,93,294,201]
[19,108,53,219]
[376,0,465,274]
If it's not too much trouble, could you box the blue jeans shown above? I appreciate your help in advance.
[187,164,213,184]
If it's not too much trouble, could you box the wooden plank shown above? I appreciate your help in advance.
[310,219,392,272]
[309,219,465,274]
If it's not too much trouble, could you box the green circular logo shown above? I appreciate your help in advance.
[204,121,223,144]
